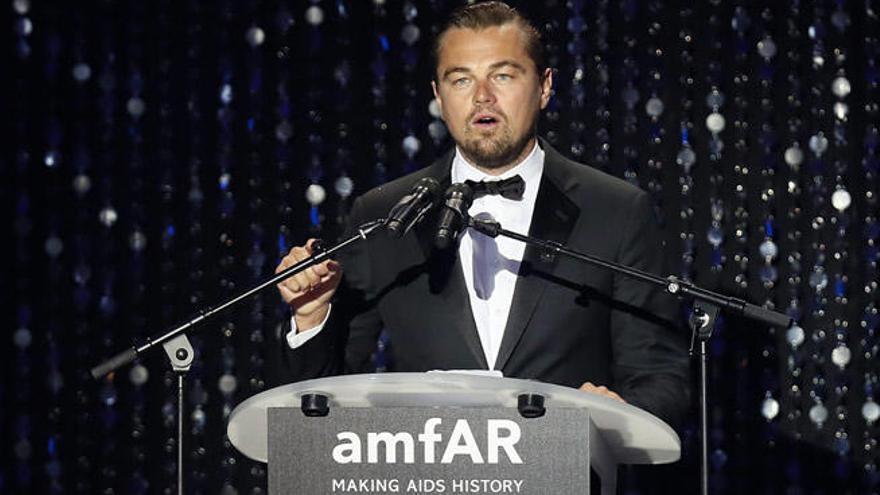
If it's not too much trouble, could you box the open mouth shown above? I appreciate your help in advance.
[471,114,501,129]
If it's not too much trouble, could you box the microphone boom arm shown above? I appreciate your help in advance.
[89,219,387,379]
[467,217,791,328]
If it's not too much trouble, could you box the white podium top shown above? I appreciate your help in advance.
[227,372,681,465]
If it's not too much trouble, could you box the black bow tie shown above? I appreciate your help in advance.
[464,175,525,200]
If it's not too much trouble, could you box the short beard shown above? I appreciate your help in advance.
[459,124,535,171]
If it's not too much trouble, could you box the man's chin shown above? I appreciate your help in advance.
[465,149,517,170]
[461,138,526,170]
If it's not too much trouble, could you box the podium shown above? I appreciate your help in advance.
[227,372,680,494]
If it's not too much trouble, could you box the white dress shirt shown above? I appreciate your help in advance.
[287,142,545,371]
[452,142,544,369]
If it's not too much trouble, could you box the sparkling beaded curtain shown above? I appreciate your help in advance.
[3,0,879,493]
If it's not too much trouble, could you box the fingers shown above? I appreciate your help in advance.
[277,241,318,285]
[578,382,598,393]
[318,259,342,283]
[294,246,323,288]
[310,258,337,280]
[604,389,624,402]
[275,247,313,291]
[301,240,340,282]
[275,239,342,307]
[578,382,626,403]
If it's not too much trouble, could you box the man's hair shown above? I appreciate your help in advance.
[432,1,545,81]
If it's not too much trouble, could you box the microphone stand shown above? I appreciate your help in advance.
[467,217,791,495]
[89,218,385,495]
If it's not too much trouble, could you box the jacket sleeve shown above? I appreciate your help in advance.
[265,195,385,387]
[609,190,692,428]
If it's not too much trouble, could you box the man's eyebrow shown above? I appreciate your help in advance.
[441,66,472,80]
[488,60,527,73]
[440,60,529,81]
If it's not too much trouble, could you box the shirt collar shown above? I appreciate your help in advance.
[450,140,544,195]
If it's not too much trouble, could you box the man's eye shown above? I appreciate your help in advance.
[494,73,513,82]
[452,77,470,87]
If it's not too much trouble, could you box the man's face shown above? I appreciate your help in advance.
[432,24,553,174]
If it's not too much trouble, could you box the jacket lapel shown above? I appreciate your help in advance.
[412,150,489,369]
[494,143,581,371]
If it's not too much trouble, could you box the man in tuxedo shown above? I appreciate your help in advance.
[270,1,690,427]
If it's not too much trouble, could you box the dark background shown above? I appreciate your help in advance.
[2,0,879,493]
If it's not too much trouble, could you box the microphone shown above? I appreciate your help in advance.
[384,177,442,238]
[434,182,475,250]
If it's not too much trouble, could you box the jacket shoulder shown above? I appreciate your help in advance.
[543,142,649,206]
[354,151,452,216]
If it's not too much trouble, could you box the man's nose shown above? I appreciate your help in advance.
[473,79,496,105]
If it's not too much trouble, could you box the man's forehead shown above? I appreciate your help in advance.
[436,24,532,68]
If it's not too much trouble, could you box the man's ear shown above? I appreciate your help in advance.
[539,68,553,109]
[431,80,445,120]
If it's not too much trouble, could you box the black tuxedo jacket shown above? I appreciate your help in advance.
[269,140,691,427]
